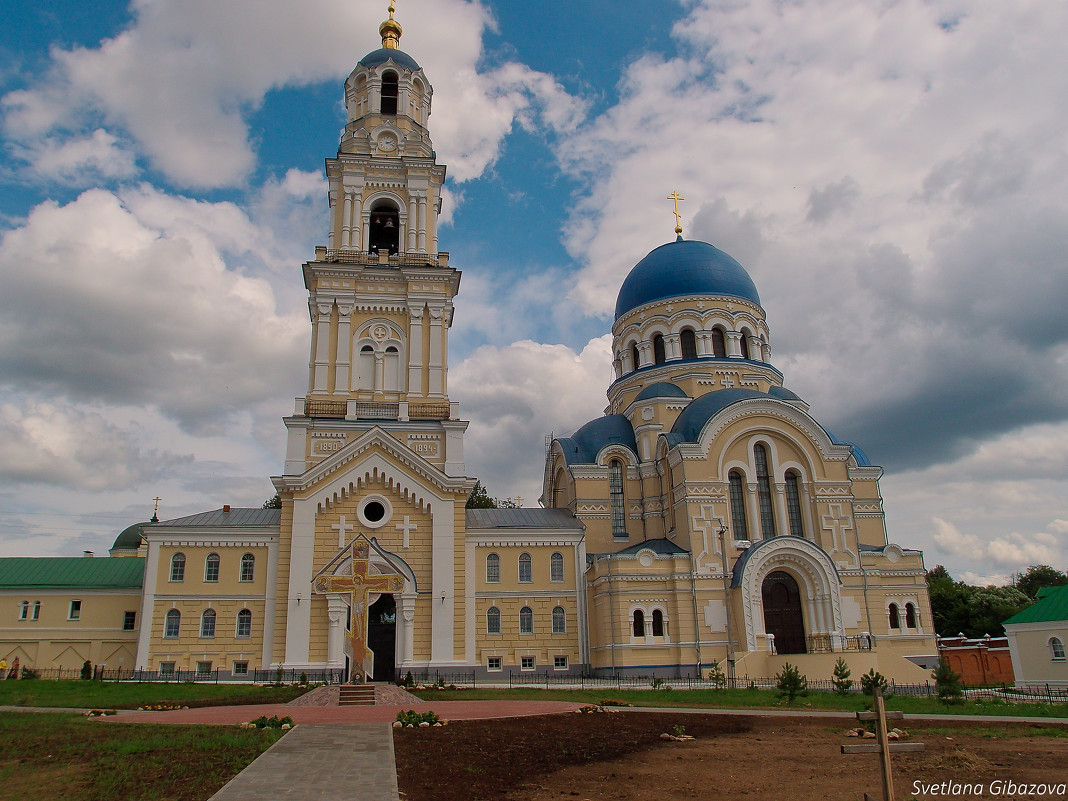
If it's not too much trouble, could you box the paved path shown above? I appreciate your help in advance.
[208,723,399,801]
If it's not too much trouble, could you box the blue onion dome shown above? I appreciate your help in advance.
[615,237,761,321]
[358,48,421,72]
[634,382,689,401]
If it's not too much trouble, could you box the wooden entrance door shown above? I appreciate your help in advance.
[762,571,807,654]
[367,594,396,682]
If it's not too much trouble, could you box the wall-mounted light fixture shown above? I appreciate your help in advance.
[440,592,446,604]
[296,593,303,606]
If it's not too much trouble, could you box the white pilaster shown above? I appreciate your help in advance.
[417,196,427,252]
[341,193,353,249]
[430,497,455,664]
[326,595,347,667]
[134,538,160,669]
[311,302,332,394]
[428,304,444,397]
[261,536,279,669]
[334,304,352,392]
[407,305,424,397]
[283,498,316,666]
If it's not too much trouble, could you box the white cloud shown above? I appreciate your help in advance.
[0,399,192,490]
[0,187,306,431]
[452,335,613,503]
[9,129,138,184]
[2,0,581,189]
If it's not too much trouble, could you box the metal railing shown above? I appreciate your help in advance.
[805,634,874,653]
[408,402,450,420]
[302,399,451,420]
[304,399,347,418]
[322,249,450,268]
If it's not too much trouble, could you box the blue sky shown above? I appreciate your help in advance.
[1,0,1066,585]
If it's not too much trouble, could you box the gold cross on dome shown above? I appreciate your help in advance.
[668,191,685,235]
[387,1,396,20]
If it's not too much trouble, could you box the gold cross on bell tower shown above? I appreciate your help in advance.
[668,191,685,235]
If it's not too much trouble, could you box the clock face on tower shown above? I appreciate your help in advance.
[377,132,397,152]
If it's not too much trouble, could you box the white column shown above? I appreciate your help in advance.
[341,194,352,249]
[399,593,416,667]
[430,498,455,664]
[284,498,316,667]
[134,538,160,669]
[696,332,712,357]
[326,596,347,667]
[362,214,370,254]
[417,196,427,252]
[352,195,363,251]
[406,210,416,253]
[407,306,424,397]
[374,352,385,393]
[727,331,743,358]
[428,305,444,397]
[666,335,681,360]
[774,483,788,536]
[311,302,332,394]
[334,304,352,392]
[261,537,279,669]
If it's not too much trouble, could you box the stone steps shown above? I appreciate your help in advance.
[338,684,377,706]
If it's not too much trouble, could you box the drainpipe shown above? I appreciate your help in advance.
[688,547,702,679]
[718,522,736,683]
[606,555,617,677]
[856,515,875,645]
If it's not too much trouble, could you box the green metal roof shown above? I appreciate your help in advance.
[1003,584,1068,625]
[0,557,145,589]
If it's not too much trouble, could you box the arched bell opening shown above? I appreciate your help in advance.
[369,202,400,255]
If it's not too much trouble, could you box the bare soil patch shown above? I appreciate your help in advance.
[394,713,1068,801]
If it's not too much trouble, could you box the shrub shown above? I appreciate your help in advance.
[860,668,888,697]
[274,666,284,686]
[706,661,727,687]
[831,657,853,696]
[299,671,308,685]
[20,668,39,680]
[80,660,93,681]
[775,662,808,702]
[249,715,294,729]
[396,709,439,726]
[933,658,964,707]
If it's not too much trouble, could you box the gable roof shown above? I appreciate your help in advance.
[1003,584,1068,625]
[0,557,145,589]
[152,508,281,528]
[466,508,584,531]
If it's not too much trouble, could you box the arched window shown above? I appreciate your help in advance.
[487,606,501,634]
[380,70,398,115]
[609,459,626,538]
[630,342,641,372]
[384,345,401,392]
[518,553,532,583]
[237,609,252,638]
[32,601,40,620]
[486,553,500,583]
[550,552,564,583]
[633,609,646,638]
[1051,637,1066,661]
[519,606,533,634]
[240,553,255,582]
[711,327,727,358]
[170,553,186,582]
[652,609,665,637]
[200,609,216,638]
[164,609,181,638]
[204,553,220,582]
[552,606,566,634]
[888,603,900,629]
[753,444,776,537]
[19,601,28,620]
[680,328,698,359]
[652,334,666,364]
[739,330,751,359]
[728,470,749,540]
[905,602,917,629]
[785,471,804,537]
[368,201,400,255]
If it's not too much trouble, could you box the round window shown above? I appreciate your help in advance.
[364,501,385,523]
[357,495,392,529]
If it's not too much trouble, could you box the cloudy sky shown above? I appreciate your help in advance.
[1,0,1065,585]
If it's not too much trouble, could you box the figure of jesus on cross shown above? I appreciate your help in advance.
[314,537,404,682]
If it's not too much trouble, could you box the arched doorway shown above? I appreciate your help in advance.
[367,594,396,682]
[762,571,806,654]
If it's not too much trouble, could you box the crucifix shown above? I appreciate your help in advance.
[314,537,404,682]
[668,190,685,235]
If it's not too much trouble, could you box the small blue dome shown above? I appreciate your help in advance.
[634,382,690,402]
[556,415,637,466]
[614,238,761,320]
[358,48,421,72]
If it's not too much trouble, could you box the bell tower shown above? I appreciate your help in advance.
[283,1,467,480]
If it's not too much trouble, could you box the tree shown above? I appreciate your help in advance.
[465,480,519,509]
[860,668,888,697]
[926,565,972,637]
[775,662,808,702]
[1015,565,1068,600]
[831,657,853,696]
[966,585,1030,637]
[263,493,282,509]
[933,657,964,707]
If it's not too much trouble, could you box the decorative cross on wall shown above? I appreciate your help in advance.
[395,515,417,549]
[332,515,354,547]
[313,537,404,681]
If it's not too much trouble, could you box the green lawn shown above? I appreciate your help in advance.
[0,711,283,801]
[410,685,1068,717]
[0,679,310,709]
